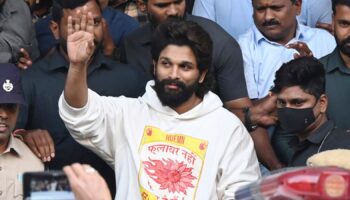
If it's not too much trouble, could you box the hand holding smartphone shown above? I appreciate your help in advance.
[23,171,75,200]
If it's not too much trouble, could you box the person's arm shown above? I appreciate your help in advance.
[217,123,261,199]
[214,31,281,170]
[64,9,95,108]
[225,98,282,170]
[59,8,123,167]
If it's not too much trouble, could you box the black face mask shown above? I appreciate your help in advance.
[278,107,316,133]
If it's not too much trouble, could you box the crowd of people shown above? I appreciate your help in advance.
[0,0,349,199]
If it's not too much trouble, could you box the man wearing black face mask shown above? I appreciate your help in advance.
[320,0,350,130]
[271,57,350,167]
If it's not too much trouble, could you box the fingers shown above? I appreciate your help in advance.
[80,6,88,31]
[63,165,77,181]
[286,42,313,58]
[68,164,98,183]
[63,164,80,195]
[17,58,31,70]
[43,130,55,161]
[68,8,91,35]
[23,129,55,162]
[20,48,30,59]
[75,10,82,32]
[63,163,112,200]
[67,16,74,36]
[87,12,94,34]
[16,48,32,69]
[72,163,87,178]
[32,132,51,162]
[24,136,42,158]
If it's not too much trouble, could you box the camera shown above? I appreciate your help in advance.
[23,171,74,200]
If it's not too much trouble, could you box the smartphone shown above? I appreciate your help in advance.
[23,171,75,200]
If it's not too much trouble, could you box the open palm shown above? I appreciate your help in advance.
[66,9,95,66]
[68,30,94,65]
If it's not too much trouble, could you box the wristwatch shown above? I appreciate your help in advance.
[243,107,258,132]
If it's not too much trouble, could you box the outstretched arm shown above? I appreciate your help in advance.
[64,7,95,108]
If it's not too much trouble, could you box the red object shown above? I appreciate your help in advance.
[236,167,350,200]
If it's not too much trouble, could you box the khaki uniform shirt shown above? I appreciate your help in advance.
[0,135,43,200]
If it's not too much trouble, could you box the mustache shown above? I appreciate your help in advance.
[161,79,186,89]
[262,19,280,27]
[167,15,183,21]
[341,37,350,46]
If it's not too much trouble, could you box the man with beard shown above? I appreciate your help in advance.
[59,16,261,199]
[15,0,147,196]
[320,0,350,130]
[271,57,350,166]
[122,0,284,172]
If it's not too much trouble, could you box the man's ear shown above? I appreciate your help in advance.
[50,20,60,40]
[319,94,328,113]
[295,0,302,16]
[199,69,208,83]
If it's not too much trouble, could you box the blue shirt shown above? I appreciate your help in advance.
[192,0,253,40]
[297,0,332,28]
[238,23,336,99]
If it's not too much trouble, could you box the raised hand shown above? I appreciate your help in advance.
[67,7,95,67]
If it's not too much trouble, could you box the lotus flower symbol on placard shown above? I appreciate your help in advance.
[143,158,197,195]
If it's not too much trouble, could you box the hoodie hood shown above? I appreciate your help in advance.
[142,81,223,120]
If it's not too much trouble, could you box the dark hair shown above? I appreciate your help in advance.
[271,57,325,99]
[52,0,101,23]
[332,0,350,14]
[151,19,214,98]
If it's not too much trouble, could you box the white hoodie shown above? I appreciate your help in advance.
[59,81,261,200]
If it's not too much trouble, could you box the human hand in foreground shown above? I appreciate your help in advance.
[63,163,112,200]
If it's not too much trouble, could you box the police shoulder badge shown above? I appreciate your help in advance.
[3,79,13,92]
